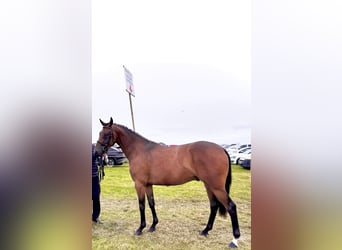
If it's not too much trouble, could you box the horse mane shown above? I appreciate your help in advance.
[116,124,158,145]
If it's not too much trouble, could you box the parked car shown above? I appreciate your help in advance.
[105,146,127,166]
[229,147,251,164]
[225,144,239,151]
[237,151,251,169]
[93,143,127,166]
[239,158,251,169]
[238,144,251,150]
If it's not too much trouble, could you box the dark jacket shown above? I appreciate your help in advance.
[92,144,99,177]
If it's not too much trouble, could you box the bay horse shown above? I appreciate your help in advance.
[94,117,240,248]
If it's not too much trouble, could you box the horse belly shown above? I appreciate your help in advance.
[147,146,196,185]
[149,166,195,186]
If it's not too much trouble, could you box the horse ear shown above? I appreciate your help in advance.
[99,118,106,126]
[109,117,113,126]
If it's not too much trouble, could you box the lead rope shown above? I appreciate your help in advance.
[97,156,105,181]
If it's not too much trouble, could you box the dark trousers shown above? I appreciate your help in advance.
[92,176,101,221]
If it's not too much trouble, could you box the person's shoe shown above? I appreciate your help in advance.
[92,218,103,224]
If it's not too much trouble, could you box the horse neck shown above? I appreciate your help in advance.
[113,124,152,159]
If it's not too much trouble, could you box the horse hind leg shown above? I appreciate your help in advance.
[201,187,219,236]
[228,196,240,245]
[213,190,241,248]
[201,197,219,236]
[146,185,159,232]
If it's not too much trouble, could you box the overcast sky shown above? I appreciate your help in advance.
[92,1,251,145]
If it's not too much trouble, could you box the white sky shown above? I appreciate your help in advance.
[92,0,251,145]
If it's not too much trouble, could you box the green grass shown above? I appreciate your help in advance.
[93,163,251,249]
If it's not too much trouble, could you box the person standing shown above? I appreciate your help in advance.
[92,144,103,224]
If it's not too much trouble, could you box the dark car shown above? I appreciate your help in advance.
[93,143,127,166]
[238,158,251,169]
[237,150,251,170]
[105,146,127,166]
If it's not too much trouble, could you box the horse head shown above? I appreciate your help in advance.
[95,117,116,157]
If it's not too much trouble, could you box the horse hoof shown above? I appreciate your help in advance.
[200,230,208,237]
[148,227,155,232]
[134,230,142,236]
[228,241,238,248]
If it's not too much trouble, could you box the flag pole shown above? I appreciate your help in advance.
[128,92,135,131]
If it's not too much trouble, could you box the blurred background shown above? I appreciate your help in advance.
[1,1,341,250]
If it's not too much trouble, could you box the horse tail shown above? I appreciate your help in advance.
[218,149,232,216]
[225,149,232,195]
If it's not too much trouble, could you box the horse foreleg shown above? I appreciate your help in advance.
[201,189,219,236]
[146,184,158,232]
[135,182,146,235]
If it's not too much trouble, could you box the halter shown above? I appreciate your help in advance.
[97,126,114,152]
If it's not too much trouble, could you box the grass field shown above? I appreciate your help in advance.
[92,163,251,249]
